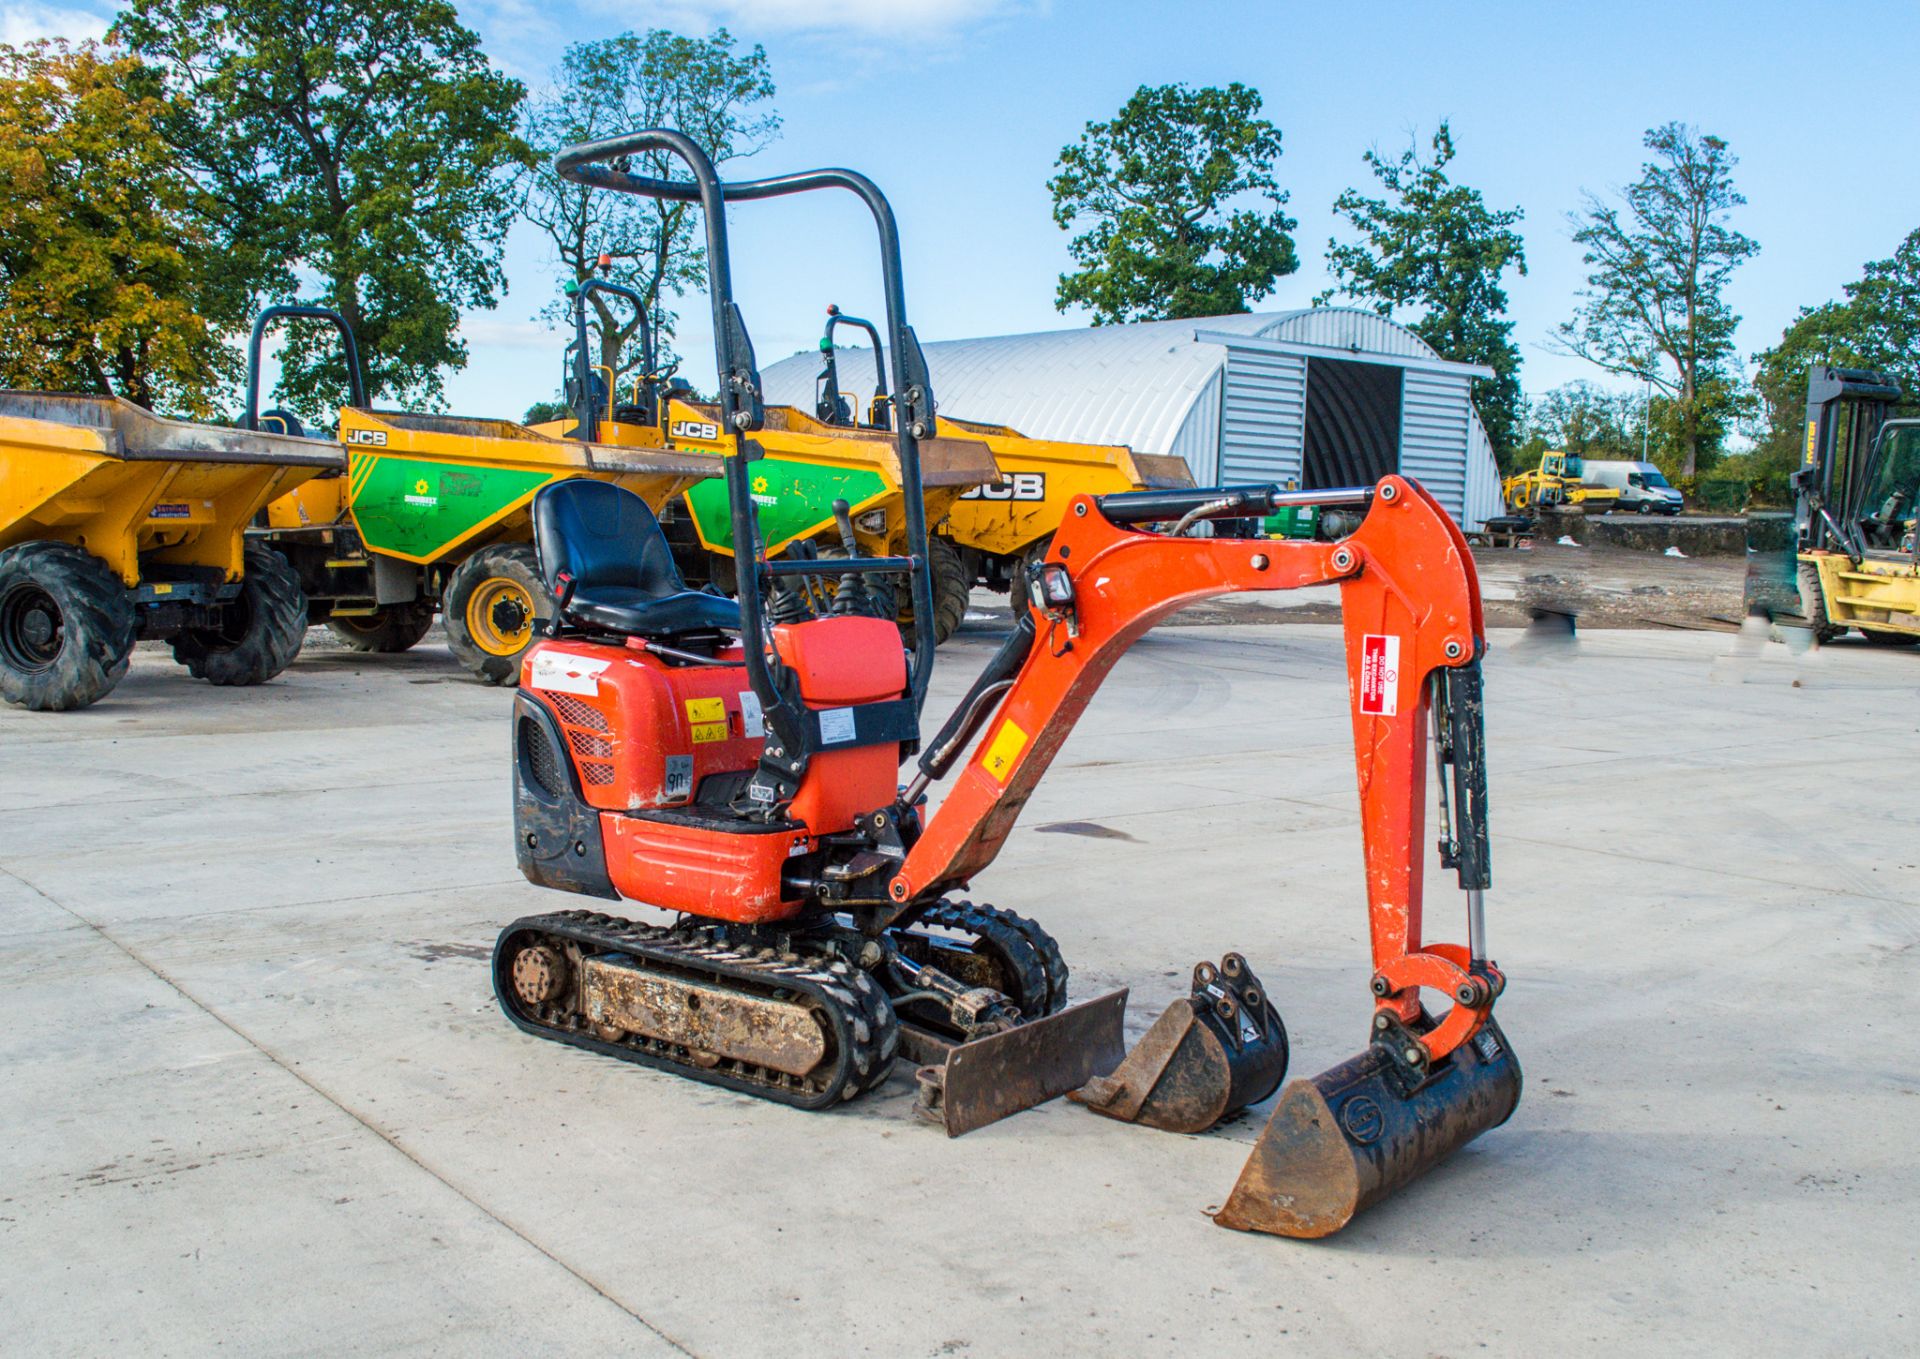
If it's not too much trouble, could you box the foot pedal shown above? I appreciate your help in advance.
[913,989,1127,1137]
[1070,954,1288,1134]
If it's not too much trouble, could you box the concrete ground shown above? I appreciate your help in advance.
[2,616,1916,1356]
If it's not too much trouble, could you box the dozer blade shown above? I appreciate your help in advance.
[1213,1016,1522,1239]
[1070,954,1289,1134]
[914,989,1128,1137]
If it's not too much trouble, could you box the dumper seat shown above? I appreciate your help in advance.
[532,479,740,638]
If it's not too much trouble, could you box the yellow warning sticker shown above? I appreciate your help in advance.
[981,718,1028,783]
[684,696,729,744]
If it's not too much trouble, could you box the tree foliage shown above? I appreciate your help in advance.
[1557,122,1758,476]
[1750,227,1920,464]
[0,40,238,414]
[1510,381,1646,475]
[1049,82,1298,324]
[519,29,777,381]
[112,0,530,413]
[1321,122,1528,459]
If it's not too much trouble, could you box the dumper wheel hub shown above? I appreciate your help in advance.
[0,584,63,672]
[467,578,533,656]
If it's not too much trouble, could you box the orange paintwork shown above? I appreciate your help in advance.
[522,613,911,925]
[894,476,1497,1063]
[601,812,806,921]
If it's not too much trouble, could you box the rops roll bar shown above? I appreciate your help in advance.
[566,278,656,442]
[553,130,940,720]
[243,304,367,432]
[818,305,888,428]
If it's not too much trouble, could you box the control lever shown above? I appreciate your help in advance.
[828,497,879,617]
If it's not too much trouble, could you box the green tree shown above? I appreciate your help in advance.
[1520,381,1645,469]
[1748,228,1920,478]
[0,40,239,414]
[1557,122,1759,477]
[1049,82,1298,324]
[519,29,777,382]
[1320,122,1529,459]
[111,0,530,413]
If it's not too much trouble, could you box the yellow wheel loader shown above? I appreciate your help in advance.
[0,389,339,710]
[1502,450,1619,516]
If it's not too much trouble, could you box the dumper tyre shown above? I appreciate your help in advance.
[893,536,969,647]
[1860,629,1919,647]
[445,543,546,686]
[326,601,436,653]
[172,544,308,686]
[0,541,136,712]
[1769,561,1840,645]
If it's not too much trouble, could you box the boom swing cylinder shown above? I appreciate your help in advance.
[495,126,1519,1244]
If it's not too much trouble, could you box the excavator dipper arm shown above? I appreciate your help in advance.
[890,475,1518,1238]
[893,475,1494,1063]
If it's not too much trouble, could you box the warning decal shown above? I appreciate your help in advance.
[981,718,1029,783]
[1358,634,1400,716]
[684,696,729,744]
[529,652,610,697]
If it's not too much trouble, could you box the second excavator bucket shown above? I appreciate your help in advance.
[912,990,1129,1137]
[1213,1015,1522,1239]
[1070,954,1289,1134]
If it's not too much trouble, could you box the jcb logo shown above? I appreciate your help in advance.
[346,428,387,446]
[962,472,1046,502]
[671,419,721,441]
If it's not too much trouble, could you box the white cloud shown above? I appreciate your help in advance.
[621,0,1041,37]
[458,314,558,349]
[0,2,110,44]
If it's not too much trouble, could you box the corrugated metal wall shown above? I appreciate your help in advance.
[1399,368,1472,519]
[1216,346,1307,486]
[1464,411,1505,527]
[1166,367,1224,480]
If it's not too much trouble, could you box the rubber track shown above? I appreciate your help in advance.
[907,900,1069,1017]
[494,910,898,1109]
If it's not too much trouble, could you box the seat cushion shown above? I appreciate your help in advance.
[569,585,742,638]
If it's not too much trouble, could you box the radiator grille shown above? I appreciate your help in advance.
[519,717,562,798]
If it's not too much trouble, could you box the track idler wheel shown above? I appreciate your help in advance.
[1213,1014,1523,1239]
[1070,953,1289,1133]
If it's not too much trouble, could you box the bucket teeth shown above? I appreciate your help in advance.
[1213,1014,1522,1239]
[1070,953,1289,1134]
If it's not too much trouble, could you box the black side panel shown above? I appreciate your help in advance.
[1303,358,1401,489]
[513,691,618,899]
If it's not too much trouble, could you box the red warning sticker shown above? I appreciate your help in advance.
[1358,634,1400,716]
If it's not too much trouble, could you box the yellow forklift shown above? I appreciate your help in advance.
[1747,365,1919,645]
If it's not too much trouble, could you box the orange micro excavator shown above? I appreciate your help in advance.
[493,129,1520,1240]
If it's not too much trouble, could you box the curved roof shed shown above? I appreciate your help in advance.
[759,307,1505,530]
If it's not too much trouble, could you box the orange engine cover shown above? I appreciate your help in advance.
[518,616,910,925]
[521,639,764,813]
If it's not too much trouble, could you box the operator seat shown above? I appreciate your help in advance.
[531,479,740,637]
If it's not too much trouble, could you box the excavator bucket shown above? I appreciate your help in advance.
[1070,954,1289,1134]
[1213,1016,1522,1239]
[912,989,1129,1137]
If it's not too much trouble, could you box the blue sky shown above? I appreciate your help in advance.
[8,0,1918,423]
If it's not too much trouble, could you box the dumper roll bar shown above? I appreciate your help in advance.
[818,305,888,428]
[554,130,939,809]
[243,304,367,432]
[566,278,656,443]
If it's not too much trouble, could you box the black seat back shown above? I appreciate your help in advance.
[531,479,685,601]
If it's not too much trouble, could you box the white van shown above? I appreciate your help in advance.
[1582,460,1684,515]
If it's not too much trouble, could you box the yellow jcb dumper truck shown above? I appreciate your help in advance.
[250,305,720,684]
[0,390,339,710]
[809,306,1196,604]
